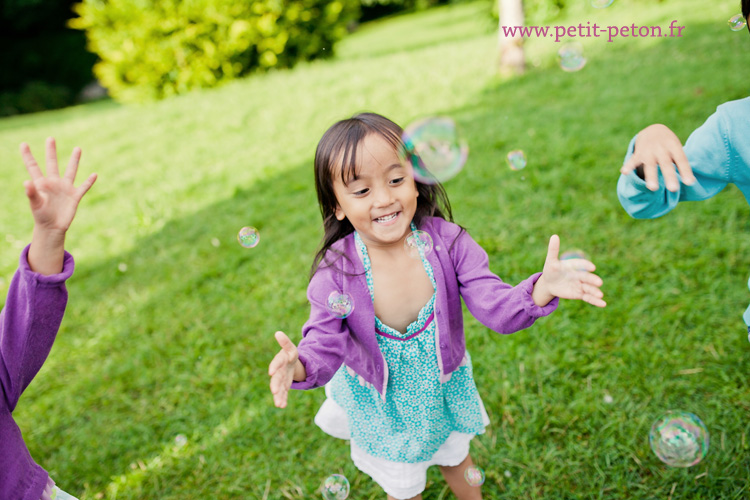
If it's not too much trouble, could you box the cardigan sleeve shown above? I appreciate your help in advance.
[0,245,73,412]
[290,263,349,391]
[451,228,558,334]
[617,106,733,220]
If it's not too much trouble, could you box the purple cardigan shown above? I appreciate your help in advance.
[1,245,73,500]
[291,217,558,399]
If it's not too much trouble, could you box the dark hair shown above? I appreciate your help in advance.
[311,112,457,278]
[744,0,750,30]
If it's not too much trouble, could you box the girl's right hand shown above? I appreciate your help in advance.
[268,331,299,408]
[620,124,695,192]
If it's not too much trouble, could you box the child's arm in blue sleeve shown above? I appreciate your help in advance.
[617,110,732,220]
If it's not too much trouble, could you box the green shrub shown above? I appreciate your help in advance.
[69,0,359,102]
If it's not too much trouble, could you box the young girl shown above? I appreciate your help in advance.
[1,138,96,500]
[268,113,606,499]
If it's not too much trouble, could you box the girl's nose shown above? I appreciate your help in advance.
[372,186,395,207]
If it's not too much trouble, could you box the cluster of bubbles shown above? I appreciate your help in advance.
[326,291,354,319]
[237,226,260,248]
[404,230,434,260]
[558,43,587,72]
[464,466,485,486]
[728,14,747,31]
[506,150,527,171]
[649,411,709,467]
[400,117,468,185]
[322,474,350,500]
[591,0,614,7]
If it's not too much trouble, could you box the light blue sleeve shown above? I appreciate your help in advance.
[616,109,732,220]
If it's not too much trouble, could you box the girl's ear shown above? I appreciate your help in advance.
[335,204,346,221]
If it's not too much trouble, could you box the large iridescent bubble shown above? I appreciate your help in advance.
[404,230,434,260]
[464,466,485,486]
[237,226,260,248]
[558,43,586,72]
[322,474,350,500]
[326,292,354,319]
[649,411,709,467]
[401,117,468,184]
[728,14,747,31]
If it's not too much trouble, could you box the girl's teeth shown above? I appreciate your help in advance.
[377,213,397,222]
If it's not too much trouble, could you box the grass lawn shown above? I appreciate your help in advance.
[1,0,750,498]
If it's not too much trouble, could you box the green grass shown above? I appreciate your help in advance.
[1,0,750,498]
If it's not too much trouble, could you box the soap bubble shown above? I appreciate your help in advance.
[649,411,709,467]
[506,150,527,171]
[174,434,187,448]
[561,249,589,272]
[464,465,485,486]
[591,0,614,7]
[728,14,747,31]
[558,43,586,72]
[327,292,354,319]
[401,117,468,184]
[404,230,434,260]
[322,474,350,500]
[237,226,260,248]
[561,249,588,261]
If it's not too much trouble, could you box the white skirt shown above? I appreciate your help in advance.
[315,383,491,499]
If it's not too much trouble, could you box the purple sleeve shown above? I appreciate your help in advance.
[0,245,73,412]
[290,265,349,391]
[452,230,558,333]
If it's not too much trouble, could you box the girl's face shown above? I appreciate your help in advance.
[333,133,419,249]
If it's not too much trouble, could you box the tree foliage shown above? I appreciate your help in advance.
[69,0,360,102]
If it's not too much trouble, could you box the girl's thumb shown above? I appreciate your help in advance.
[275,331,293,351]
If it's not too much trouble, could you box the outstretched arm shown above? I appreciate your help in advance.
[0,137,95,408]
[22,137,97,275]
[617,111,732,220]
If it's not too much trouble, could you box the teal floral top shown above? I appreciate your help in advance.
[327,225,486,463]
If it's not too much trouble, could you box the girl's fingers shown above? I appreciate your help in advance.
[584,296,607,308]
[642,162,660,191]
[673,149,695,185]
[268,350,287,376]
[64,146,82,182]
[23,180,42,209]
[75,173,98,201]
[563,259,595,273]
[20,143,43,180]
[621,152,643,174]
[545,235,560,264]
[581,282,604,299]
[657,155,681,192]
[45,137,60,178]
[275,330,298,359]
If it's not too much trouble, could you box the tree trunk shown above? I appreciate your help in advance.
[497,0,525,76]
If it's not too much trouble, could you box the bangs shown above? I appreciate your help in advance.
[327,122,404,186]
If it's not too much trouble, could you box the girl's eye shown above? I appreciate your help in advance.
[353,188,369,196]
[390,177,405,185]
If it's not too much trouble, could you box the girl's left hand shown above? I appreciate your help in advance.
[536,234,606,308]
[21,137,97,234]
